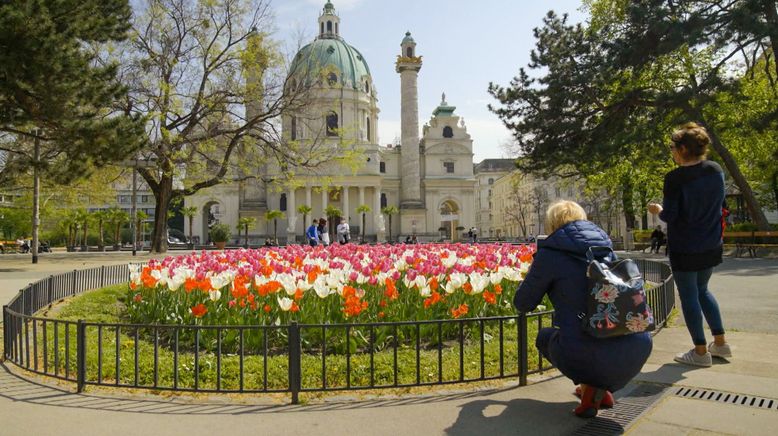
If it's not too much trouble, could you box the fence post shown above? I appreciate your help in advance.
[77,319,86,393]
[288,322,301,404]
[71,270,77,296]
[47,276,53,307]
[100,265,105,287]
[518,313,528,387]
[2,305,8,360]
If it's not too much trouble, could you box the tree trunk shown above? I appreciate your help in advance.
[150,176,173,253]
[82,222,88,250]
[621,177,636,230]
[98,221,104,248]
[772,170,778,212]
[188,217,194,247]
[696,118,771,230]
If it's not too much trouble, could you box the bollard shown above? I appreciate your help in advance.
[518,313,528,386]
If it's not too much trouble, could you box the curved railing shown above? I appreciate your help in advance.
[3,259,673,404]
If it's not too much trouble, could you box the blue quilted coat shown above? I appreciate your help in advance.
[514,220,652,391]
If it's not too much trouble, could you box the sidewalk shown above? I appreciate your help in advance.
[1,253,777,435]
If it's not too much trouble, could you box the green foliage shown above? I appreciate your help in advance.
[0,0,145,184]
[324,205,343,218]
[208,223,231,243]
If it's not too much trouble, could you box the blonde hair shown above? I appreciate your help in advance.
[545,200,587,234]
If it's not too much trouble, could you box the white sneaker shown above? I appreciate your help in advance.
[674,349,712,367]
[708,342,732,358]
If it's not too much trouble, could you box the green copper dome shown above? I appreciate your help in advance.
[402,31,415,44]
[289,38,372,89]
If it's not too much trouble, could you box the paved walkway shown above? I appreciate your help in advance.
[1,252,777,435]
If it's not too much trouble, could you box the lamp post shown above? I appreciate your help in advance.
[120,157,155,256]
[31,130,41,264]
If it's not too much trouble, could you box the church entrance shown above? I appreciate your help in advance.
[202,201,222,244]
[439,200,460,242]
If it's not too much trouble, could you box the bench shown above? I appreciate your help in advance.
[724,231,778,258]
[1,241,20,253]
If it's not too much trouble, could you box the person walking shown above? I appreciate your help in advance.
[514,201,652,418]
[648,122,731,367]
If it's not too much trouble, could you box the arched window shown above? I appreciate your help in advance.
[366,117,371,142]
[326,112,339,136]
[320,22,324,35]
[364,81,370,93]
[381,193,387,208]
[442,126,454,138]
[488,178,494,185]
[406,47,413,57]
[327,72,338,86]
[335,23,338,34]
[327,21,332,33]
[280,194,287,212]
[290,117,297,141]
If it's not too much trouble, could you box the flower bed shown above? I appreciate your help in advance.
[126,243,535,352]
[129,243,533,324]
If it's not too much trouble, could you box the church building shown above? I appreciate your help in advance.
[185,1,476,244]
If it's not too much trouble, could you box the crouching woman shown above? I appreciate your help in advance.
[514,201,652,418]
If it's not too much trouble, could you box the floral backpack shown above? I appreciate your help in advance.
[578,247,655,338]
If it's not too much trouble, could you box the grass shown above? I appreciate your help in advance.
[19,285,550,392]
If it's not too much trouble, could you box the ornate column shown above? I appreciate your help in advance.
[374,187,385,241]
[342,186,350,222]
[287,187,296,234]
[396,32,423,209]
[321,188,328,217]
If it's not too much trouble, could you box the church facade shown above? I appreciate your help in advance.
[185,1,476,244]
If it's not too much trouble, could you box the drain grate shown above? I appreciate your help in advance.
[571,383,667,436]
[673,387,778,411]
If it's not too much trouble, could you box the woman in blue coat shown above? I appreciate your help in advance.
[514,201,652,418]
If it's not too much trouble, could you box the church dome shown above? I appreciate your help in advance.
[288,2,371,90]
[289,38,372,89]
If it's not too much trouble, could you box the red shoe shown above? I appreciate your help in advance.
[574,386,607,418]
[574,386,614,408]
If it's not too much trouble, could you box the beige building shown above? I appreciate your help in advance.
[185,1,476,244]
[473,159,515,238]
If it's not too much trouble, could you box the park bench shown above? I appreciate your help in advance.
[1,240,20,253]
[724,231,778,258]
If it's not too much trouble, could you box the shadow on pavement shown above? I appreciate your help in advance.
[0,363,527,415]
[713,258,778,277]
[444,397,585,436]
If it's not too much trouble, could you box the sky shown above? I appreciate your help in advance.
[272,0,588,162]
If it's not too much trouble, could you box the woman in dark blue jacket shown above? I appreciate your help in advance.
[514,201,652,418]
[648,122,731,367]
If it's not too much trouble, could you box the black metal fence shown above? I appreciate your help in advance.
[3,259,674,404]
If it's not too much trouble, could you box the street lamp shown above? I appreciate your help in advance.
[120,157,156,256]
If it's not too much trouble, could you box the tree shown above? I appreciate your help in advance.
[74,209,90,250]
[181,206,198,247]
[502,173,531,237]
[117,0,348,253]
[237,216,256,247]
[0,0,144,184]
[92,210,108,250]
[324,205,343,239]
[297,204,313,234]
[381,205,399,243]
[106,207,129,249]
[356,204,371,243]
[489,6,774,230]
[263,210,284,244]
[135,210,148,249]
[592,0,777,229]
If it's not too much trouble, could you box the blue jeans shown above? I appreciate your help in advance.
[673,268,725,346]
